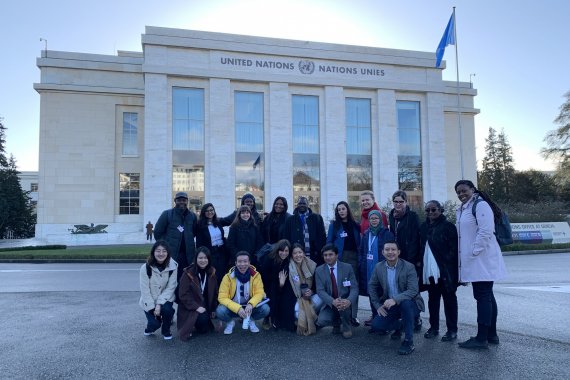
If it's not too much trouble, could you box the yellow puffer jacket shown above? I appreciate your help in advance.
[218,266,265,313]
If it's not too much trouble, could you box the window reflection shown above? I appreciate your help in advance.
[119,173,140,214]
[122,112,138,156]
[172,88,205,212]
[173,88,204,151]
[346,98,372,215]
[292,95,320,212]
[235,92,264,209]
[396,101,423,208]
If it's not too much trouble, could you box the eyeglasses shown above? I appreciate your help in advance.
[393,200,405,204]
[205,209,215,213]
[425,208,439,213]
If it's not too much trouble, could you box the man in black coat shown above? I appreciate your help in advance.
[154,192,198,275]
[282,196,326,265]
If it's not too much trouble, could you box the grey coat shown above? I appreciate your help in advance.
[368,259,425,312]
[315,261,359,309]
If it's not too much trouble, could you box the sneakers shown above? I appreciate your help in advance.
[224,320,235,335]
[143,330,153,336]
[487,335,500,345]
[248,320,260,333]
[458,337,489,349]
[398,340,415,355]
[163,333,173,340]
[350,317,361,327]
[424,328,439,339]
[342,329,353,339]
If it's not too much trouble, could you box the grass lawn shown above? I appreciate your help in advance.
[0,242,569,261]
[0,244,150,260]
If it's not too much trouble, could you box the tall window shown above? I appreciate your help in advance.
[119,173,140,214]
[122,112,138,156]
[396,101,423,208]
[346,98,372,215]
[292,95,320,212]
[235,92,264,209]
[172,87,205,212]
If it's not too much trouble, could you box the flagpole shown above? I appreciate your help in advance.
[453,7,464,179]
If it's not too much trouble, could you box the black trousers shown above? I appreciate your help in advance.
[472,281,498,338]
[426,280,458,332]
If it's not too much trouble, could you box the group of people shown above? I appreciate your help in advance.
[139,180,507,355]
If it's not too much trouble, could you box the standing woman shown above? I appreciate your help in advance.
[196,203,228,284]
[455,180,506,349]
[419,200,459,342]
[261,196,291,244]
[359,210,394,326]
[327,201,361,325]
[388,190,422,331]
[139,240,178,340]
[177,246,219,341]
[265,240,297,331]
[226,205,264,265]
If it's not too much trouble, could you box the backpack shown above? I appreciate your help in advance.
[471,198,513,246]
[146,263,174,279]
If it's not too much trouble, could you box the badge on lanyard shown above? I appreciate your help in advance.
[342,280,351,287]
[293,275,300,282]
[367,253,374,261]
[177,225,184,233]
[340,231,348,238]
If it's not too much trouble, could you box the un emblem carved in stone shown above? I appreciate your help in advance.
[298,60,315,74]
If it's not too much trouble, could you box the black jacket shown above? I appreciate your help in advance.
[154,207,197,265]
[388,207,421,268]
[226,220,263,264]
[419,214,459,293]
[260,212,291,244]
[282,207,326,265]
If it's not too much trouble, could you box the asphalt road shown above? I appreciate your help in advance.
[1,253,569,379]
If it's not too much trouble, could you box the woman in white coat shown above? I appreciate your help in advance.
[455,180,506,349]
[139,240,178,340]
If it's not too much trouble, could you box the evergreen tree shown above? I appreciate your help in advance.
[0,119,36,238]
[478,127,515,201]
[542,90,570,184]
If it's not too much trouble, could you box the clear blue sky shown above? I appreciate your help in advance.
[1,0,568,172]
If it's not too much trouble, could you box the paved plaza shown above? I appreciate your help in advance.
[1,253,569,379]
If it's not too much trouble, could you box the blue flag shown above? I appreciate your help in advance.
[435,13,456,68]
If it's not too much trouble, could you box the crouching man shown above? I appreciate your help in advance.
[369,240,425,355]
[315,244,359,338]
[216,251,269,334]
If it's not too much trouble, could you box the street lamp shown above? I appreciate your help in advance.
[469,73,476,88]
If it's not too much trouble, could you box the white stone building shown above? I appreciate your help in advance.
[34,26,478,245]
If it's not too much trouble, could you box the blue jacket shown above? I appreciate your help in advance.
[326,221,361,260]
[358,228,394,295]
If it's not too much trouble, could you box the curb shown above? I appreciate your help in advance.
[0,249,568,264]
[0,259,146,264]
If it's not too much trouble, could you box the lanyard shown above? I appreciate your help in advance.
[198,273,206,294]
[368,234,377,253]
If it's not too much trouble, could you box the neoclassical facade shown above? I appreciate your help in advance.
[34,26,478,245]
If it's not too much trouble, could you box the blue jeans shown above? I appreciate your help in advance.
[371,299,420,342]
[216,303,270,322]
[144,301,174,335]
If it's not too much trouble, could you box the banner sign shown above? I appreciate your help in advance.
[510,222,570,244]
